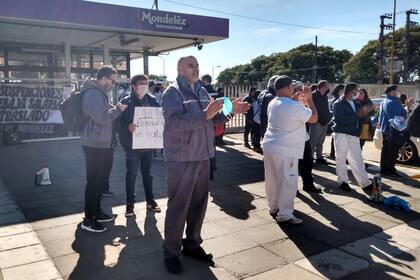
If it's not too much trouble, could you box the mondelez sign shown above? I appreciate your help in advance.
[140,10,187,31]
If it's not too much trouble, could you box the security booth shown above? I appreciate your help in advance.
[0,0,229,141]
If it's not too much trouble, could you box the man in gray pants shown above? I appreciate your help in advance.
[162,56,249,274]
[310,80,332,164]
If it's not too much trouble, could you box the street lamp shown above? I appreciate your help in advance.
[212,65,221,82]
[155,55,166,80]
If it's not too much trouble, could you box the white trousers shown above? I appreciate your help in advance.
[264,154,298,221]
[334,133,371,187]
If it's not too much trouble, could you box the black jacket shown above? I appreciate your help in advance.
[332,97,362,137]
[257,88,275,129]
[117,92,160,151]
[243,95,254,121]
[313,91,332,126]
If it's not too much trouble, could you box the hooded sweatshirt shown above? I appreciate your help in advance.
[80,78,122,148]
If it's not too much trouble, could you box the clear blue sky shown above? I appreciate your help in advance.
[88,0,419,81]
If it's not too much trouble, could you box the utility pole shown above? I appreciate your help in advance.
[377,14,393,84]
[389,0,397,84]
[403,9,419,84]
[312,35,318,83]
[152,0,159,10]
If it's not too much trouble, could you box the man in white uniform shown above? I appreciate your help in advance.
[262,75,318,224]
[331,82,374,193]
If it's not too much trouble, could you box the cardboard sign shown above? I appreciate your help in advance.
[132,107,164,149]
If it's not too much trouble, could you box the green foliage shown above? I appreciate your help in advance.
[343,26,420,84]
[217,44,352,84]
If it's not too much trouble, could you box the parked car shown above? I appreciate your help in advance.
[372,98,420,163]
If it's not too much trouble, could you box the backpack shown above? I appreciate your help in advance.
[60,91,87,132]
[407,103,420,137]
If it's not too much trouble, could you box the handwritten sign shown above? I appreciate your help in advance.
[132,107,164,149]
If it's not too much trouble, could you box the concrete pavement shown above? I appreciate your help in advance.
[0,134,419,279]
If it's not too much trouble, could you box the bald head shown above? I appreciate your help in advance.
[177,56,199,85]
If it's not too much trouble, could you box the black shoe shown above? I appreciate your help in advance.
[96,212,115,223]
[386,172,403,179]
[165,256,183,274]
[315,158,328,165]
[340,182,352,192]
[329,154,336,160]
[125,203,135,217]
[182,247,214,266]
[362,183,373,196]
[102,190,114,197]
[244,143,251,149]
[146,200,161,213]
[303,185,323,194]
[81,218,107,233]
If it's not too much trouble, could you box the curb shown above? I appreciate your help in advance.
[0,179,62,280]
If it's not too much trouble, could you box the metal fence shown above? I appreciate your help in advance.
[221,83,420,131]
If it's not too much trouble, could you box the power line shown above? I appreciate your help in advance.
[162,0,377,35]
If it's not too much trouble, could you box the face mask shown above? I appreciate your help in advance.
[396,92,401,98]
[137,85,148,97]
[352,94,358,100]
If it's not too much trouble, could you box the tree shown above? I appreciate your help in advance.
[344,26,420,84]
[218,44,352,85]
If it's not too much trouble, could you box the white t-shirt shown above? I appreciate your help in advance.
[252,100,261,124]
[262,97,312,159]
[347,99,356,112]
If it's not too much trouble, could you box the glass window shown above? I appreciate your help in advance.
[111,54,127,71]
[8,70,48,79]
[0,48,4,66]
[53,53,65,67]
[8,51,49,67]
[93,54,104,69]
[71,53,90,68]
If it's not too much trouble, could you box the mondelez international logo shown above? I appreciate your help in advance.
[141,10,187,31]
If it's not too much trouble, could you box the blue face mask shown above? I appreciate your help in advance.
[217,97,233,116]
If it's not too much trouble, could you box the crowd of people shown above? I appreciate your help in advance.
[76,58,416,274]
[244,75,416,225]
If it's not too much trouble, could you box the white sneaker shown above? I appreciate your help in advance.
[277,215,303,225]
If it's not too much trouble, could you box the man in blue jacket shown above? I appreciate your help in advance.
[332,82,373,193]
[162,56,249,274]
[378,85,407,178]
[117,74,161,217]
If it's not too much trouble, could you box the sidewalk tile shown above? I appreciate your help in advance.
[2,260,60,280]
[245,263,324,280]
[339,236,412,264]
[0,224,33,238]
[0,231,40,251]
[237,223,287,244]
[375,223,420,249]
[263,235,332,263]
[0,244,50,268]
[203,233,257,259]
[295,249,369,279]
[215,247,287,277]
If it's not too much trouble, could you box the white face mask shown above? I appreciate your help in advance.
[396,91,401,98]
[136,85,148,97]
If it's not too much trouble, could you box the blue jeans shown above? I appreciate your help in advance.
[125,150,154,204]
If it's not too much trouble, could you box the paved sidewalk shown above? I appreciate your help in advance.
[0,134,419,279]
